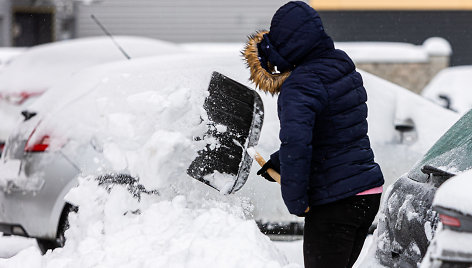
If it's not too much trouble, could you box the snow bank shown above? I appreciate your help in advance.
[1,178,297,268]
[0,234,38,259]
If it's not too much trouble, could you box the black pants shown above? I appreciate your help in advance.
[303,194,381,268]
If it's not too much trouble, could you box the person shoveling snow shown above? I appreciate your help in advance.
[242,2,384,267]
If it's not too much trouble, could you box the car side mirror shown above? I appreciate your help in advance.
[395,118,417,144]
[421,165,455,187]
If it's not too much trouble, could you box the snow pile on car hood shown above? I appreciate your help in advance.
[20,54,253,192]
[1,177,297,267]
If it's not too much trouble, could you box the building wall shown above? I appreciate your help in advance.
[74,0,304,43]
[310,0,472,10]
[356,56,449,93]
[317,11,472,66]
[0,0,10,46]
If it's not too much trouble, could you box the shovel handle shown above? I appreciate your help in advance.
[253,152,281,184]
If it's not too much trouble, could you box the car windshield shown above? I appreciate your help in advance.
[409,109,472,182]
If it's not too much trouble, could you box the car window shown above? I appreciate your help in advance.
[408,109,472,182]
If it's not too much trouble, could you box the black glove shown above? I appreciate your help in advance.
[257,160,276,182]
[296,207,310,217]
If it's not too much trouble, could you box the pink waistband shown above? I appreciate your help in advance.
[356,185,383,196]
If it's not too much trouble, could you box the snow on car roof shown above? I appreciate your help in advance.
[422,65,472,114]
[434,168,472,216]
[0,36,182,94]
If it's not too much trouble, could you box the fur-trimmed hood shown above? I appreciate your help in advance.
[242,1,334,95]
[242,31,290,95]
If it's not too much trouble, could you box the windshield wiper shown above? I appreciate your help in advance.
[21,110,37,121]
[421,165,456,186]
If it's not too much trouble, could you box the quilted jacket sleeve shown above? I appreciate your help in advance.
[269,150,281,173]
[278,71,327,215]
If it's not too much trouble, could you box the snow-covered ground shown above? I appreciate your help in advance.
[0,232,374,268]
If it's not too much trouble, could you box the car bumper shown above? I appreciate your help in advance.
[0,152,79,239]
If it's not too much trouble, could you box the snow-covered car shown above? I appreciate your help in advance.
[0,52,261,253]
[422,66,472,114]
[0,49,459,253]
[0,47,26,71]
[373,109,472,267]
[421,170,472,267]
[0,36,182,154]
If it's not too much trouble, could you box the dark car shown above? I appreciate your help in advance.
[374,109,472,267]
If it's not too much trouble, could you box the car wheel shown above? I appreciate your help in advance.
[36,203,77,254]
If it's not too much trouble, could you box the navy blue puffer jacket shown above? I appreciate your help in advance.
[243,1,384,216]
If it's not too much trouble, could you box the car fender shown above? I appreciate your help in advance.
[48,177,78,237]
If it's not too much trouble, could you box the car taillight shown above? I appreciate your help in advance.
[439,214,461,227]
[0,91,44,105]
[25,135,50,152]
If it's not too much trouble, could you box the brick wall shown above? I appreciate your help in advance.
[356,55,449,94]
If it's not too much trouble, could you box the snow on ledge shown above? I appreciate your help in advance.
[336,42,429,63]
[182,38,452,64]
[423,37,452,57]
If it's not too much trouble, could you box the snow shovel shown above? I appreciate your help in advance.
[187,72,264,194]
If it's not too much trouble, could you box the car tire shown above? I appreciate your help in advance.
[36,203,77,254]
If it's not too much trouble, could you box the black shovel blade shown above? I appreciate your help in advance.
[187,71,264,194]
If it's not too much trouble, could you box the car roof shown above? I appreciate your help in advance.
[29,52,249,113]
[0,36,182,94]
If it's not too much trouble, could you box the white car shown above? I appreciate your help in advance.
[421,169,472,267]
[422,66,472,114]
[0,47,26,71]
[0,36,182,152]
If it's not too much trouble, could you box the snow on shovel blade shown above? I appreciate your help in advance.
[187,71,264,194]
